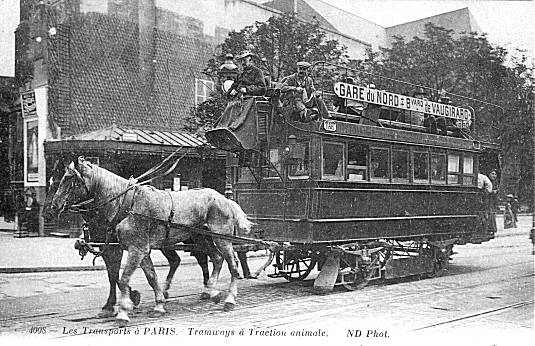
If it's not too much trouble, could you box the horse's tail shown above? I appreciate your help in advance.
[228,199,254,235]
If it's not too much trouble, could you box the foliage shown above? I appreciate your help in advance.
[362,23,534,203]
[184,96,227,135]
[185,13,347,132]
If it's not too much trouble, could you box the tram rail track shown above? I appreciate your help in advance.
[412,300,534,331]
[1,258,532,336]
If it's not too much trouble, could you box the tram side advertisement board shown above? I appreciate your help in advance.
[333,82,473,128]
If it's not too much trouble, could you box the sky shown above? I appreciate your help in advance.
[0,0,533,77]
[0,0,19,77]
[321,0,534,59]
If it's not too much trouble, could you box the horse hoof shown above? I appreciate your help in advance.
[163,291,169,299]
[97,308,116,318]
[115,312,130,327]
[199,292,211,301]
[149,309,166,318]
[211,292,223,304]
[116,318,129,327]
[223,302,235,312]
[130,290,141,306]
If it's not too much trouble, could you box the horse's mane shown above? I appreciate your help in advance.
[84,162,129,202]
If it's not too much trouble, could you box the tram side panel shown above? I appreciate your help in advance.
[236,185,491,245]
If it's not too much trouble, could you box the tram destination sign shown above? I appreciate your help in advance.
[334,82,472,125]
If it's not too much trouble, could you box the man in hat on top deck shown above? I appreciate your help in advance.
[228,50,266,97]
[406,88,427,126]
[280,61,330,122]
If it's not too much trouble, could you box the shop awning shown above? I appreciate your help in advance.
[44,126,225,157]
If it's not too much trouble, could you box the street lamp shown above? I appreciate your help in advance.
[218,53,239,94]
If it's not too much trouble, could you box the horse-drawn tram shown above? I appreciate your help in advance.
[46,62,499,323]
[206,62,498,291]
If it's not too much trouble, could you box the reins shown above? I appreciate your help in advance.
[67,146,186,213]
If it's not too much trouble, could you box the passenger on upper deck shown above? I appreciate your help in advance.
[228,50,266,97]
[405,88,427,126]
[333,76,364,115]
[280,61,329,122]
[360,84,382,126]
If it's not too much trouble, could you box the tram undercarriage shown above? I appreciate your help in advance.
[269,238,455,292]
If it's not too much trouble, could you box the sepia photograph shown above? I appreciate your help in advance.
[0,1,533,345]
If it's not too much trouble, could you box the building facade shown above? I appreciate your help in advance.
[6,0,480,235]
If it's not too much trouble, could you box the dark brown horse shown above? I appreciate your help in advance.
[47,157,253,324]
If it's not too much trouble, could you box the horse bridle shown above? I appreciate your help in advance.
[58,164,93,213]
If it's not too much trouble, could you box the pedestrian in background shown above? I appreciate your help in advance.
[504,194,516,229]
[488,170,499,211]
[511,195,520,224]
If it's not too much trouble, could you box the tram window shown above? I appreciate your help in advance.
[413,151,429,183]
[288,142,310,179]
[323,142,344,180]
[463,154,475,185]
[463,155,474,174]
[448,153,460,184]
[265,148,282,179]
[347,143,368,181]
[370,148,389,181]
[392,150,409,182]
[431,153,446,183]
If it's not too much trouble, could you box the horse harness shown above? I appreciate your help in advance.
[69,166,278,262]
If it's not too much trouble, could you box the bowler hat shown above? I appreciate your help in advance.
[236,50,254,60]
[413,88,427,97]
[440,96,452,104]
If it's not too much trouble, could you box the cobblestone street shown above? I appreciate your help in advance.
[0,216,533,346]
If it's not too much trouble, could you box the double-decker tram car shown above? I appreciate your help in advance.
[206,62,498,291]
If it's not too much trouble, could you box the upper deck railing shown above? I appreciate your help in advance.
[306,61,507,139]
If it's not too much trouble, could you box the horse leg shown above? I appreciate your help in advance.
[160,248,181,299]
[98,245,122,318]
[139,254,166,315]
[193,250,213,300]
[214,239,241,311]
[116,246,145,325]
[192,251,210,286]
[203,246,224,303]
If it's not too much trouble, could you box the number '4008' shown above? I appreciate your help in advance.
[29,326,46,334]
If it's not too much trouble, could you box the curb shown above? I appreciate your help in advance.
[0,253,269,274]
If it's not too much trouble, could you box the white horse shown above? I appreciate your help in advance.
[47,157,254,325]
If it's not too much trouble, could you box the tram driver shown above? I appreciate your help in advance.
[280,61,329,122]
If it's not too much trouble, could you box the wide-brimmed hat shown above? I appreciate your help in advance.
[236,50,254,60]
[297,61,312,69]
[506,194,514,198]
[224,53,234,59]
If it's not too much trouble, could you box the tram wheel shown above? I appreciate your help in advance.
[275,251,317,281]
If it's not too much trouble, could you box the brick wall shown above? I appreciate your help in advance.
[47,12,216,136]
